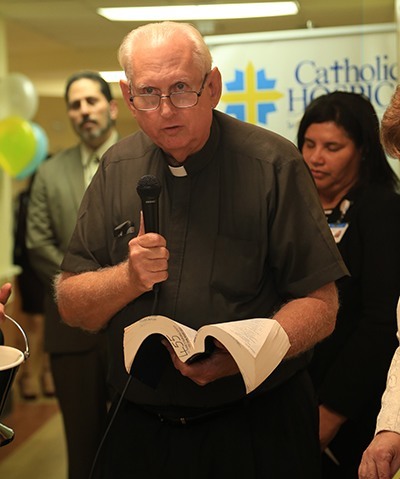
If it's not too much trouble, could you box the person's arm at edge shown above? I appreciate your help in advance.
[358,431,400,479]
[0,283,12,321]
[359,324,400,479]
[273,281,338,358]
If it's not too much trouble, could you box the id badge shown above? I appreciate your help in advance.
[329,222,349,243]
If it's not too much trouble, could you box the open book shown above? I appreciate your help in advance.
[123,316,291,394]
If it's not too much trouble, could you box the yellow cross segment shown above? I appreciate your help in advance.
[221,63,283,124]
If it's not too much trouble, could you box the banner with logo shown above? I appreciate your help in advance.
[208,23,397,145]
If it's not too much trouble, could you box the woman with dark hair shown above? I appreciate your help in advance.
[297,91,400,478]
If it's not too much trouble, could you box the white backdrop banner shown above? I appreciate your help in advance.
[207,23,397,144]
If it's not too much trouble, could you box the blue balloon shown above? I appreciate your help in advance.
[16,122,48,180]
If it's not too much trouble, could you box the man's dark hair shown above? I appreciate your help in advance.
[64,71,113,103]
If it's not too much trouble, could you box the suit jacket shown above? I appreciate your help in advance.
[26,145,101,354]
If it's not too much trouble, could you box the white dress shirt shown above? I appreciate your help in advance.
[81,130,118,188]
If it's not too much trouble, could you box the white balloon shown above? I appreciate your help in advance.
[1,73,39,121]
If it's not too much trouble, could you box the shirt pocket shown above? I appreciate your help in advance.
[110,232,136,264]
[210,235,264,298]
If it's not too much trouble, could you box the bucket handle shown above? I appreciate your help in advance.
[3,314,30,361]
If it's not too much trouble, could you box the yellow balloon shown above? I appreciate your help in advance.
[0,116,36,177]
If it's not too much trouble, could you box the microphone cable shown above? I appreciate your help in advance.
[88,286,160,479]
[88,374,132,479]
[90,174,162,477]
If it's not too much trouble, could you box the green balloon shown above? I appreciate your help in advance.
[0,116,36,177]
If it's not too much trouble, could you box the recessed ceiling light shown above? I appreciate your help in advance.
[97,2,299,22]
[100,71,126,83]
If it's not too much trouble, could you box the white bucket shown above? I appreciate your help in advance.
[0,346,25,371]
[0,314,30,446]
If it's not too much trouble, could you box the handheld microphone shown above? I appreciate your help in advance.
[136,175,161,233]
[136,174,162,301]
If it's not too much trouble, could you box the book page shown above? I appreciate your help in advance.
[163,321,197,359]
[209,318,279,358]
[200,318,289,393]
[123,316,199,370]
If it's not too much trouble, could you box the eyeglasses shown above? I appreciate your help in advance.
[130,74,209,112]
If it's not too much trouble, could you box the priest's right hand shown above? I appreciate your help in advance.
[127,213,169,293]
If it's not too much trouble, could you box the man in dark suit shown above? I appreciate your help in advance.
[26,71,118,479]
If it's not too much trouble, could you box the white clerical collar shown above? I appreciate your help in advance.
[168,165,187,177]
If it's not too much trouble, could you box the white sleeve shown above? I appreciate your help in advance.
[375,298,400,434]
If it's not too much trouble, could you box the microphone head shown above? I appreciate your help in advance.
[136,175,161,200]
